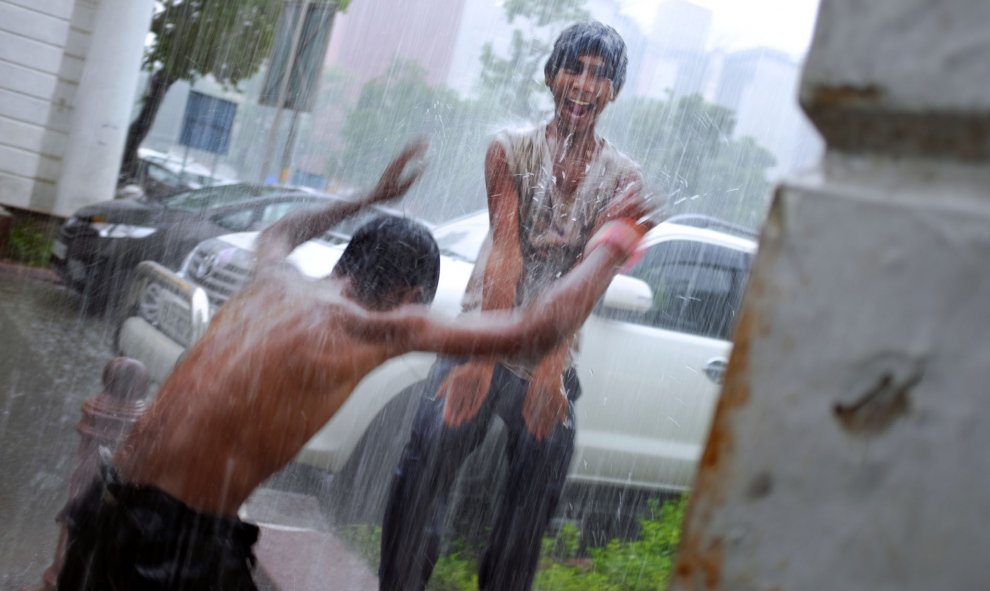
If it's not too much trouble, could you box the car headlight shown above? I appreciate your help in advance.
[89,222,158,239]
[178,249,198,276]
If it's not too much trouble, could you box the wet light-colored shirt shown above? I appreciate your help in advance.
[464,124,643,377]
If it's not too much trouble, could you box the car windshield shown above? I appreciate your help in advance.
[160,184,294,212]
[433,212,489,262]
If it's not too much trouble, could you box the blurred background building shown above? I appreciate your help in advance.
[1,0,822,222]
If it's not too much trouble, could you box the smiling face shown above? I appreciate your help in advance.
[547,53,615,134]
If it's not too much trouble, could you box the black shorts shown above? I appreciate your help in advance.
[56,465,259,591]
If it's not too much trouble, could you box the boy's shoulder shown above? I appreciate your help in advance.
[598,138,642,180]
[492,124,543,148]
[489,125,545,174]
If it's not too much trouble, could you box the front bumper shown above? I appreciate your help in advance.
[50,235,99,291]
[117,316,184,385]
[116,261,212,383]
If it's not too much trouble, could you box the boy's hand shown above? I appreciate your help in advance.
[605,178,664,228]
[437,361,495,427]
[369,139,428,205]
[523,364,569,441]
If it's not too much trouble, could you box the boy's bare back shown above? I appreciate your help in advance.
[114,270,398,516]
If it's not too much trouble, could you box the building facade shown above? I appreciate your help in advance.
[714,47,823,177]
[0,0,152,217]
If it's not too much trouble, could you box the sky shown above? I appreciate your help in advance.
[621,0,822,58]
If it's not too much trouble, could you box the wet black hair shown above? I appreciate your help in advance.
[332,215,440,310]
[544,21,628,96]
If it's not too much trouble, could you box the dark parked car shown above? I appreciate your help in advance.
[129,149,237,199]
[51,183,362,311]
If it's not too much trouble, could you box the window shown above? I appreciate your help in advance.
[145,162,182,185]
[603,240,751,340]
[260,201,310,225]
[162,185,286,212]
[214,208,257,232]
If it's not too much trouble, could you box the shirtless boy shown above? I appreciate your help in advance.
[380,22,656,591]
[55,141,648,590]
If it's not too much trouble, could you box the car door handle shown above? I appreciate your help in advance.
[703,358,728,385]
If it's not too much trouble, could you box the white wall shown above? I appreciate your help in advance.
[0,0,151,216]
[0,0,90,213]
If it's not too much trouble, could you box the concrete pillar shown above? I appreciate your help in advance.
[669,1,990,590]
[52,0,154,217]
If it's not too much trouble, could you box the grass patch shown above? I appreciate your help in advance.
[336,495,687,591]
[1,209,60,267]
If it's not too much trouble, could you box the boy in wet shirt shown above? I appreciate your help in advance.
[380,21,659,591]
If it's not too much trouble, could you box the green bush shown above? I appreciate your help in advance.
[3,212,58,267]
[337,495,688,591]
[534,497,686,591]
[336,523,381,569]
[429,551,480,591]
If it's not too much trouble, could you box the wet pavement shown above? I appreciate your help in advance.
[0,264,375,590]
[0,265,114,590]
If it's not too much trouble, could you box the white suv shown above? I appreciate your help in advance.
[116,211,756,524]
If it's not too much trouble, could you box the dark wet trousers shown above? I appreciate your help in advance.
[379,357,579,591]
[57,461,260,591]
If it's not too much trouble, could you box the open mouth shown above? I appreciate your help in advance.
[564,98,593,118]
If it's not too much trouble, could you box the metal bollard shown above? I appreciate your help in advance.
[26,357,150,591]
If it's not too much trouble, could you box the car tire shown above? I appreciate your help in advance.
[79,260,133,318]
[324,382,426,526]
[79,261,111,315]
[561,486,681,551]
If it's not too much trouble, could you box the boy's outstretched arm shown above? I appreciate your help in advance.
[254,140,427,273]
[347,219,646,360]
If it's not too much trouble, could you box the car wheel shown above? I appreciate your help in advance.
[79,258,135,318]
[324,382,425,526]
[562,486,680,551]
[79,261,111,315]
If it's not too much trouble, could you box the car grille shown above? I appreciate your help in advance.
[185,248,252,310]
[157,290,194,346]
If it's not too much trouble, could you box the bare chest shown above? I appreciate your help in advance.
[551,153,594,203]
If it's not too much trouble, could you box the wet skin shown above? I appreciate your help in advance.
[547,54,615,137]
[113,273,401,516]
[546,54,617,205]
[112,233,636,516]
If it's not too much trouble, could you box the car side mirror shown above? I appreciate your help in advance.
[598,274,653,315]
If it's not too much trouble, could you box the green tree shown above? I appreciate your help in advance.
[601,94,776,228]
[477,0,588,119]
[120,0,291,180]
[336,61,495,220]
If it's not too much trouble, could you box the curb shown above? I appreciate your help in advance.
[0,260,62,284]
